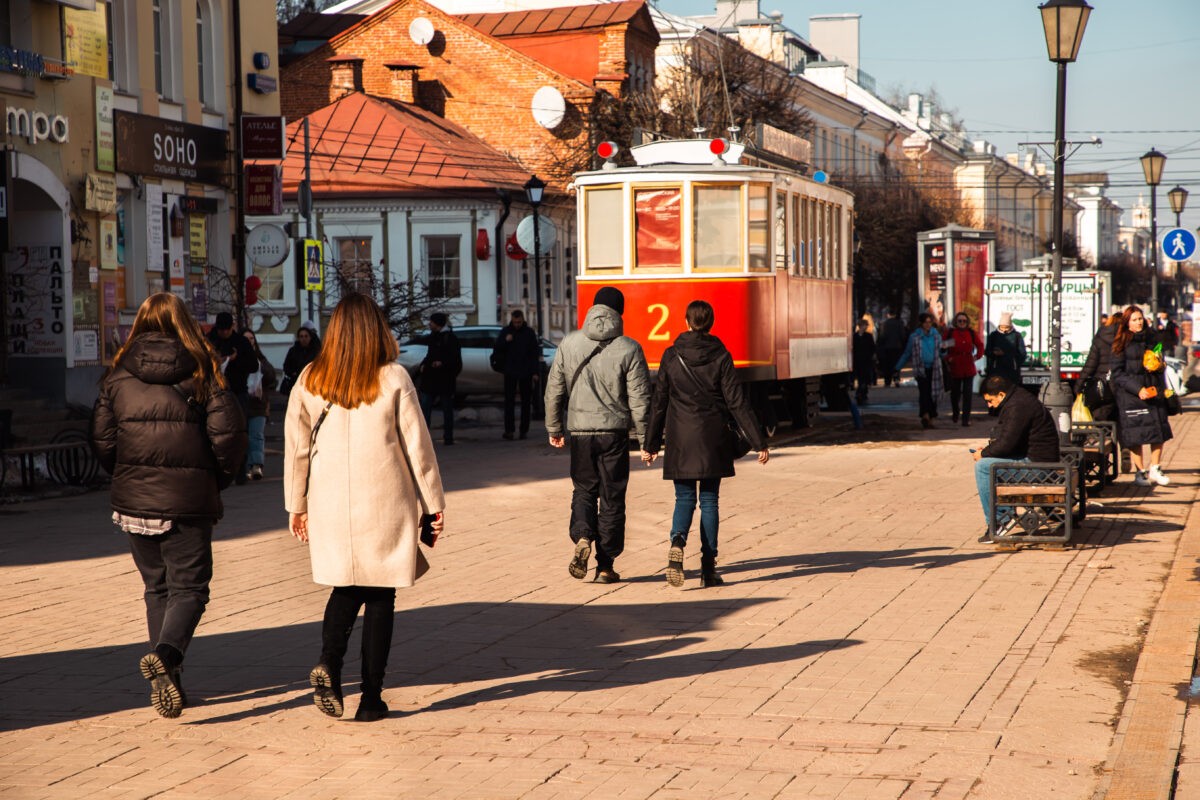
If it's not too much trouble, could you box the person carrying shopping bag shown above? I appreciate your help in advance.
[285,294,446,722]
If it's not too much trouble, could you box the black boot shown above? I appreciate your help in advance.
[355,589,395,722]
[700,555,724,588]
[666,535,686,588]
[314,588,360,718]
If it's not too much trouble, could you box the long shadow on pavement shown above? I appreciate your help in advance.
[722,547,996,582]
[0,598,860,730]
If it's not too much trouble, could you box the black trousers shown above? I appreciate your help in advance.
[878,348,902,385]
[321,585,396,697]
[948,376,974,421]
[419,391,454,444]
[916,374,938,418]
[503,374,534,435]
[128,521,214,659]
[568,432,630,570]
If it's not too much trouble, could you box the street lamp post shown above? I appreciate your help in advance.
[524,175,546,338]
[1038,0,1092,436]
[1140,149,1166,314]
[1168,185,1188,228]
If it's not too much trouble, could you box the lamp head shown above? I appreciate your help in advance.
[524,175,546,207]
[1168,185,1189,215]
[1140,148,1167,187]
[1038,0,1092,63]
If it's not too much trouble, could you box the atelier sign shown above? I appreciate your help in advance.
[241,115,286,160]
[114,110,228,186]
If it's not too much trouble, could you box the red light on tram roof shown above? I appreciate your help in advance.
[597,141,618,159]
[709,138,729,156]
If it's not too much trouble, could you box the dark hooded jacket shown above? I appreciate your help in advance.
[644,331,766,480]
[1079,322,1118,382]
[1110,330,1174,448]
[91,333,248,522]
[979,384,1060,462]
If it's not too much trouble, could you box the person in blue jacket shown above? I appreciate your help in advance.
[895,312,945,428]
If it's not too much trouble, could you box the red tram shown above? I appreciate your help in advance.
[573,138,855,425]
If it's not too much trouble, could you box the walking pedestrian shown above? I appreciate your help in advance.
[91,293,247,718]
[241,329,277,481]
[280,321,321,397]
[207,311,258,484]
[1110,306,1174,487]
[985,312,1026,386]
[943,312,984,426]
[852,319,876,404]
[1078,313,1120,422]
[417,312,462,445]
[492,309,541,440]
[284,294,446,722]
[544,286,652,584]
[972,375,1059,542]
[894,312,944,428]
[643,300,769,588]
[1155,310,1182,359]
[877,309,907,387]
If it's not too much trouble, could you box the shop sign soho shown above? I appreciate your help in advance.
[113,111,228,186]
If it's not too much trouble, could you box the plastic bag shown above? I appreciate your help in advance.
[1071,393,1093,423]
[247,370,263,399]
[1143,343,1164,373]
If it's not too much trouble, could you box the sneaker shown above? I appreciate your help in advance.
[139,652,184,719]
[593,567,621,584]
[250,464,263,481]
[1133,470,1153,487]
[666,536,686,587]
[568,538,591,579]
[992,518,1018,538]
[1147,466,1170,486]
[309,663,344,718]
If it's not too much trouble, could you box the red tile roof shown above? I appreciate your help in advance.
[457,0,644,38]
[278,93,529,199]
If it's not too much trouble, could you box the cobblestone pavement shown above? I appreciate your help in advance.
[2,388,1198,799]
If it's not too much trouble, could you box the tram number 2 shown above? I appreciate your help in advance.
[647,303,671,341]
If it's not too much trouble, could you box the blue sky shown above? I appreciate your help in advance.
[655,0,1200,237]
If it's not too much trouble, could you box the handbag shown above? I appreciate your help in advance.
[1165,389,1182,416]
[674,353,753,459]
[246,370,264,399]
[1081,376,1111,409]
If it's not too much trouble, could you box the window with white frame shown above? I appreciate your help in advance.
[108,0,137,93]
[336,237,374,295]
[423,235,461,300]
[196,2,207,106]
[152,0,180,100]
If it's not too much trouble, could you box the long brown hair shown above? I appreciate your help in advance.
[303,293,399,408]
[1112,305,1145,355]
[111,293,226,400]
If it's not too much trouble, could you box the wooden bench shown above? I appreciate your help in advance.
[988,457,1077,547]
[1,430,99,490]
[1070,421,1118,491]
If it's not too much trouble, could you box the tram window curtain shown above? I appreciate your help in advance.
[748,184,769,272]
[693,184,740,271]
[584,187,623,271]
[634,187,682,271]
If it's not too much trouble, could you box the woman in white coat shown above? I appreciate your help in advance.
[285,294,445,722]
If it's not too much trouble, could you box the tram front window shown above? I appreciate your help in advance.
[584,187,623,272]
[694,185,740,271]
[634,187,682,271]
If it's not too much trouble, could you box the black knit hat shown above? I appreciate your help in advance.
[593,286,624,315]
[214,312,234,331]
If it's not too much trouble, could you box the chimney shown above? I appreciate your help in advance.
[809,13,860,71]
[327,55,364,99]
[385,62,421,105]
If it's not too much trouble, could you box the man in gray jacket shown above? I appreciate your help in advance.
[545,287,652,584]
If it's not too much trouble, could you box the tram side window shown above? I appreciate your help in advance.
[791,195,801,275]
[694,185,740,271]
[775,191,787,270]
[834,206,843,279]
[748,184,770,272]
[584,187,623,272]
[806,197,816,276]
[634,187,682,271]
[825,203,835,278]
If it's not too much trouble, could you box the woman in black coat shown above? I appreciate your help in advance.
[1110,305,1173,487]
[1078,317,1119,421]
[91,293,247,718]
[643,301,768,588]
[281,323,321,395]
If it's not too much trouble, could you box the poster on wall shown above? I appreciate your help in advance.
[64,6,110,79]
[634,188,682,269]
[146,184,163,271]
[100,219,118,269]
[923,242,947,327]
[96,87,114,171]
[72,328,100,364]
[952,241,989,331]
[189,215,207,263]
[4,245,69,357]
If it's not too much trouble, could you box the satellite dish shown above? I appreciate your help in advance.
[516,214,557,257]
[409,17,435,45]
[531,86,566,130]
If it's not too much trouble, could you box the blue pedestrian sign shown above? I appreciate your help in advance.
[1162,227,1196,262]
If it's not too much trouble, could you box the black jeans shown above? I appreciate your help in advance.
[128,522,214,659]
[419,391,455,444]
[948,376,974,421]
[569,432,630,570]
[916,373,938,418]
[321,585,396,697]
[878,348,902,385]
[503,374,534,436]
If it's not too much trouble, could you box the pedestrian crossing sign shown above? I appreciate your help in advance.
[303,239,323,291]
[1161,227,1196,262]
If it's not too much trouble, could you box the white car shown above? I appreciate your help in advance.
[398,324,556,401]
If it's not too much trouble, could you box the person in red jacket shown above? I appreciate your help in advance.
[943,312,984,426]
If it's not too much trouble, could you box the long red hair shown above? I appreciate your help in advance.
[111,293,225,400]
[1112,305,1145,355]
[303,293,399,408]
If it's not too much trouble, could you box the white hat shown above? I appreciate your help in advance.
[299,319,317,332]
[998,312,1013,326]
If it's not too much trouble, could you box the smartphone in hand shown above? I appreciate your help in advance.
[420,513,438,547]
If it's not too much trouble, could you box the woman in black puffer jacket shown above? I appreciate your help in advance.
[91,293,246,718]
[1110,305,1173,487]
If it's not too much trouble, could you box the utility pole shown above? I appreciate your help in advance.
[303,117,315,327]
[232,0,247,328]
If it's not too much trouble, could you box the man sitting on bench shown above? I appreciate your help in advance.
[973,375,1061,542]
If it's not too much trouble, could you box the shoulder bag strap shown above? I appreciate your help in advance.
[674,351,750,440]
[566,338,613,397]
[303,401,334,497]
[171,382,206,423]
